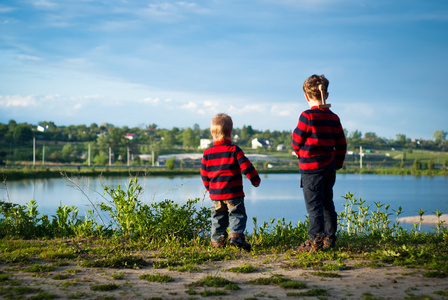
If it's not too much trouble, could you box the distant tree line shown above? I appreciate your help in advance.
[0,119,446,166]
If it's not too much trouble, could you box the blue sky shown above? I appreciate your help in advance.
[0,0,447,140]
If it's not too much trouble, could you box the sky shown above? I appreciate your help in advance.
[0,0,447,140]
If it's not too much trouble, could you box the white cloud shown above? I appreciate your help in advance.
[0,95,37,107]
[140,1,210,22]
[270,104,293,117]
[181,101,197,110]
[0,5,15,13]
[140,97,160,105]
[17,55,42,61]
[32,0,57,9]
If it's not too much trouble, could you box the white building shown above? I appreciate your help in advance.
[200,139,212,149]
[251,138,272,149]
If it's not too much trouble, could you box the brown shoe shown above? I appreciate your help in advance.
[322,236,335,249]
[211,235,227,249]
[228,232,251,252]
[291,236,324,253]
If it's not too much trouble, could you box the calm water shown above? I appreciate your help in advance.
[2,174,447,232]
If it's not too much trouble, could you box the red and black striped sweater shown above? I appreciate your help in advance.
[292,107,347,173]
[201,139,261,200]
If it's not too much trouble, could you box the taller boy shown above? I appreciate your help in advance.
[201,113,261,251]
[291,74,347,253]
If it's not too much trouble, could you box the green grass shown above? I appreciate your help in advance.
[288,288,329,297]
[310,271,342,278]
[188,275,238,288]
[22,264,57,273]
[249,274,291,285]
[139,273,175,283]
[90,283,120,291]
[225,263,258,273]
[279,280,307,289]
[79,255,150,269]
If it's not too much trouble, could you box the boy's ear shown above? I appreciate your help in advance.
[304,93,311,102]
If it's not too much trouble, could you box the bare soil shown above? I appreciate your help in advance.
[2,252,447,299]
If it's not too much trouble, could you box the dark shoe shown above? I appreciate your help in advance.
[228,233,251,252]
[291,236,324,253]
[211,235,227,249]
[229,238,251,252]
[322,236,335,249]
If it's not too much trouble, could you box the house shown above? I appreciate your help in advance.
[124,133,137,140]
[276,144,286,151]
[200,139,212,149]
[37,125,49,132]
[251,138,272,149]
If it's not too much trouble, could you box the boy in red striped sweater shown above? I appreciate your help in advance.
[291,74,347,253]
[201,113,261,251]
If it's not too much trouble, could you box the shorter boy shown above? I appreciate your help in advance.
[201,113,261,251]
[291,74,347,252]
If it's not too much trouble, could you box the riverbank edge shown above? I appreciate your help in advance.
[1,166,447,181]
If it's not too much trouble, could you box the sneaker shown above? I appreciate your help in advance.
[229,238,251,252]
[322,236,335,249]
[228,232,251,252]
[291,236,324,253]
[211,235,227,249]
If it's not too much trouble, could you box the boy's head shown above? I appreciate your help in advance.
[303,74,329,101]
[210,113,233,141]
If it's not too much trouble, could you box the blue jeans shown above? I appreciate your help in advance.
[210,197,247,242]
[301,166,337,242]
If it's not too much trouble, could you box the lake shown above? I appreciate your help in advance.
[2,173,447,232]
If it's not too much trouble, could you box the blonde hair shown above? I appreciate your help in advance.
[210,113,233,141]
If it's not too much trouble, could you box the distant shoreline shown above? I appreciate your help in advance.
[398,215,448,226]
[1,166,447,181]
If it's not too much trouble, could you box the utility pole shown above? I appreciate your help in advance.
[360,146,363,169]
[109,147,112,166]
[88,143,91,166]
[42,144,45,166]
[33,137,36,166]
[151,144,155,167]
[127,147,130,167]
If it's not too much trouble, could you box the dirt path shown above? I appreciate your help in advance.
[2,253,447,299]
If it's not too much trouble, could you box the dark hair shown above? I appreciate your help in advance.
[303,74,329,101]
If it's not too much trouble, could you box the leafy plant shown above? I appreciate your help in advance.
[99,177,210,242]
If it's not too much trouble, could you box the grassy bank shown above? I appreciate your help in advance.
[1,178,447,299]
[0,181,447,299]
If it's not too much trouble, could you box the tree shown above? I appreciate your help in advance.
[240,125,254,141]
[364,132,377,140]
[182,128,196,149]
[0,123,8,139]
[166,157,175,170]
[350,130,362,140]
[61,144,76,161]
[433,130,447,144]
[428,158,434,170]
[13,124,33,145]
[97,127,128,161]
[93,151,108,165]
[412,158,421,170]
[162,129,175,149]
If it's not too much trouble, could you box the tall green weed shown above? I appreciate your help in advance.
[99,177,210,243]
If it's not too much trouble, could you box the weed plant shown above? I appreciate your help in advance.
[225,263,258,273]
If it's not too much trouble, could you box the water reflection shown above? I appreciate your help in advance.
[2,174,447,232]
